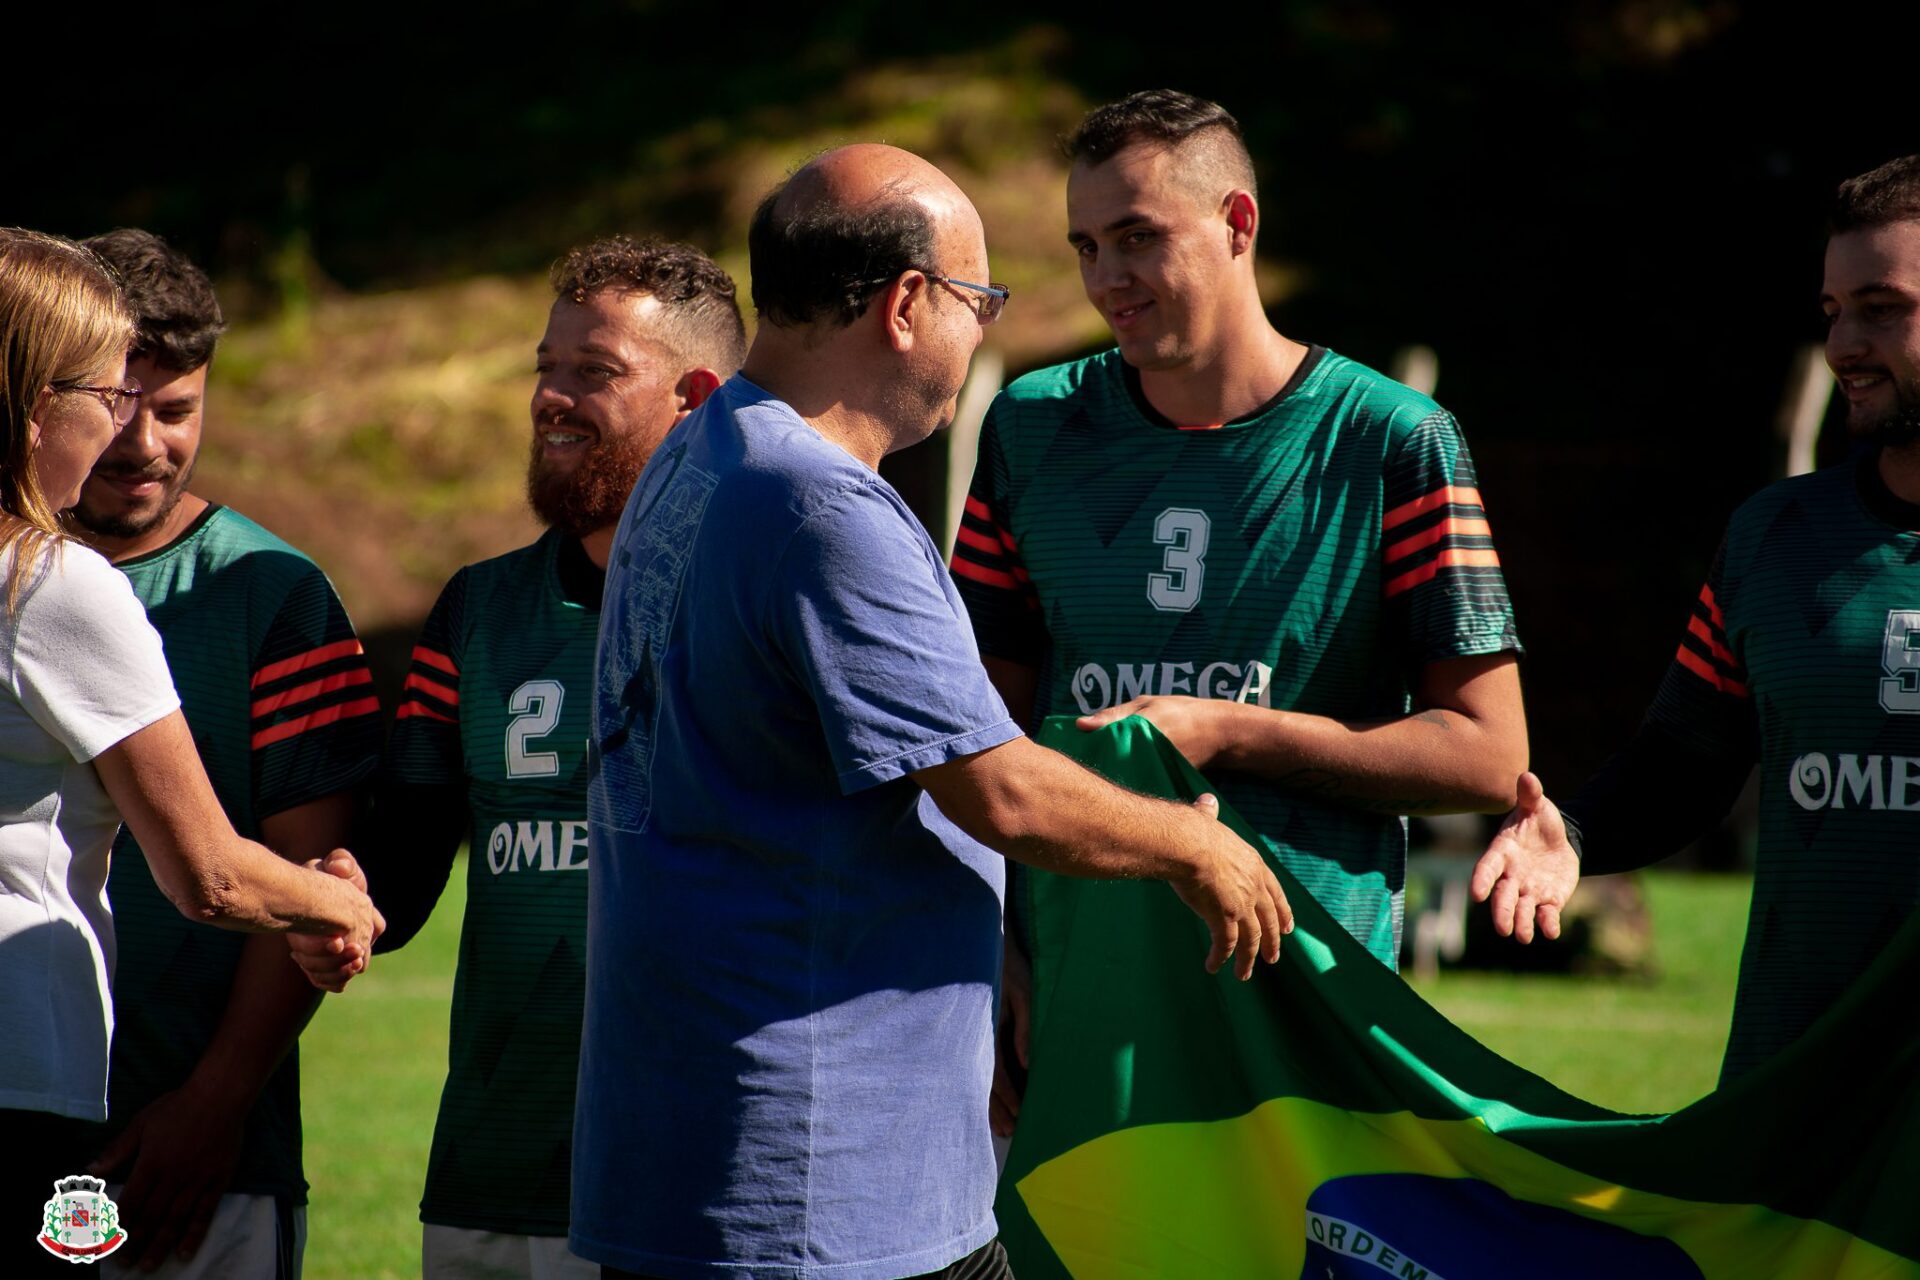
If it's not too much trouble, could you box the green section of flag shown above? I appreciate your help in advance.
[996,717,1920,1278]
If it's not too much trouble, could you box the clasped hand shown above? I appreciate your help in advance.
[287,849,384,992]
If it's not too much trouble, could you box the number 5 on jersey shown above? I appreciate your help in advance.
[1148,507,1211,613]
[1882,610,1920,714]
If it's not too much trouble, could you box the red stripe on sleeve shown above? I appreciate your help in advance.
[1675,642,1750,697]
[1383,515,1494,565]
[402,670,460,707]
[251,638,366,688]
[1685,613,1738,669]
[964,494,994,522]
[411,645,458,678]
[950,556,1020,591]
[1383,485,1485,533]
[1699,584,1729,631]
[251,696,383,749]
[954,524,1001,555]
[1383,547,1502,597]
[397,702,457,725]
[252,668,374,717]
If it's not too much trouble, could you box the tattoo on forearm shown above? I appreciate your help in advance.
[1273,768,1446,815]
[1411,710,1453,731]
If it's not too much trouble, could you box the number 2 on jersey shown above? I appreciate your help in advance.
[1148,507,1210,613]
[506,679,565,776]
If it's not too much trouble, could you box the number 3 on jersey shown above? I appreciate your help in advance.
[1148,507,1210,613]
[506,679,565,776]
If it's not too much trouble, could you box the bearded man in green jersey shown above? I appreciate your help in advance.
[368,235,745,1280]
[68,229,383,1278]
[1476,155,1920,1083]
[949,90,1529,1137]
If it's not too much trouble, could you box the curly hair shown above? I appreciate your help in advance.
[1832,155,1920,235]
[82,228,225,373]
[551,236,746,375]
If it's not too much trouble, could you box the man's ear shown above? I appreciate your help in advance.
[1224,190,1258,256]
[881,271,928,355]
[674,368,722,418]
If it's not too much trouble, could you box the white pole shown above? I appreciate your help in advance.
[1389,344,1440,397]
[1777,344,1834,478]
[942,348,1005,559]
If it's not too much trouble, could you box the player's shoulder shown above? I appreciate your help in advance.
[1728,461,1852,529]
[999,348,1125,409]
[174,505,332,593]
[1307,349,1455,442]
[448,530,561,606]
[175,504,306,559]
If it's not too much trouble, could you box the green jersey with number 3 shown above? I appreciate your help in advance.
[953,347,1521,965]
[387,529,596,1234]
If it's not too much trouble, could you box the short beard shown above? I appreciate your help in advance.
[526,431,652,539]
[71,459,195,539]
[1856,377,1920,448]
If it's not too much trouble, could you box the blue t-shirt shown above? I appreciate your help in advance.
[575,376,1019,1280]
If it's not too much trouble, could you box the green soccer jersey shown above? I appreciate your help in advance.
[388,528,597,1235]
[953,348,1520,966]
[1645,455,1920,1079]
[94,505,381,1202]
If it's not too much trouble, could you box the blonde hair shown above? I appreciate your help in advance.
[0,229,132,611]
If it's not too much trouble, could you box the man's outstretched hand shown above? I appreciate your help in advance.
[1470,771,1579,945]
[1166,794,1294,980]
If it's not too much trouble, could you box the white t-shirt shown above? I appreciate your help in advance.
[0,537,179,1119]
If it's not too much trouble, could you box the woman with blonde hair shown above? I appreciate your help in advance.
[0,230,380,1271]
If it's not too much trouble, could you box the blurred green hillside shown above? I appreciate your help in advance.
[18,2,1920,788]
[189,41,1126,631]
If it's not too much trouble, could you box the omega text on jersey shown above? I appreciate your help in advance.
[1070,659,1276,715]
[485,819,590,873]
[1787,754,1920,811]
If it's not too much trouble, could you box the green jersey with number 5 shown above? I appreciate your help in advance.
[387,528,597,1234]
[1644,455,1920,1077]
[952,347,1521,966]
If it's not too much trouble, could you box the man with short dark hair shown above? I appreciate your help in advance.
[371,234,746,1279]
[72,227,383,1278]
[575,143,1291,1280]
[954,90,1527,1134]
[1476,154,1920,1082]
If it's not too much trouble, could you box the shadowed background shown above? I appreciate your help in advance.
[19,0,1915,798]
[14,3,1917,1274]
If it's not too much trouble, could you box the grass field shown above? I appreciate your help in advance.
[298,865,1751,1279]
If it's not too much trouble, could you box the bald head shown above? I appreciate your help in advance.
[778,143,969,213]
[749,144,980,329]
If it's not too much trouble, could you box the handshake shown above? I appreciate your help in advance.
[287,849,387,993]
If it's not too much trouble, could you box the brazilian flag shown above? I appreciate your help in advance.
[996,717,1919,1279]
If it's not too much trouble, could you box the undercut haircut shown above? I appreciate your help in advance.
[747,177,937,329]
[1065,89,1258,201]
[82,228,225,373]
[1831,155,1920,235]
[551,236,747,377]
